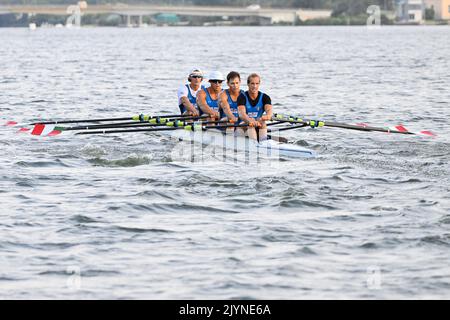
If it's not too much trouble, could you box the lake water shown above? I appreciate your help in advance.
[0,26,449,299]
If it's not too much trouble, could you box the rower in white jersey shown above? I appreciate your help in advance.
[177,68,204,116]
[218,71,243,133]
[237,73,273,141]
[196,70,225,122]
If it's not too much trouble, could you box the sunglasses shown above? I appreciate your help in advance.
[209,80,223,84]
[191,75,203,79]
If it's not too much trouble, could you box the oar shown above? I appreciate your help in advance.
[269,123,309,132]
[30,113,204,125]
[273,114,436,137]
[26,118,227,136]
[55,116,214,131]
[265,123,308,143]
[25,115,210,136]
[267,123,310,143]
[75,123,250,135]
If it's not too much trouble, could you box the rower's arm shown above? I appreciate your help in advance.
[238,105,251,123]
[260,104,273,121]
[180,96,197,114]
[219,92,235,121]
[197,91,215,116]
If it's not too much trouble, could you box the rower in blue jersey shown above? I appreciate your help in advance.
[177,68,204,116]
[218,71,243,121]
[237,73,273,141]
[218,71,243,134]
[197,70,225,121]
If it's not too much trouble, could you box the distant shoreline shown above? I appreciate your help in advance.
[1,21,448,28]
[1,25,449,29]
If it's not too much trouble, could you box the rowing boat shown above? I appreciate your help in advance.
[166,127,316,159]
[13,113,435,160]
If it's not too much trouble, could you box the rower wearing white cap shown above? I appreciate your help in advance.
[237,73,273,141]
[177,68,204,116]
[197,70,225,121]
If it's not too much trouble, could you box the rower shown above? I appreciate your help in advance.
[237,73,273,141]
[218,71,243,133]
[177,68,204,116]
[196,70,225,122]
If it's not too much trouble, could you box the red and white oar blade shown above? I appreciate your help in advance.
[47,129,62,136]
[31,124,45,135]
[31,124,61,136]
[394,125,436,137]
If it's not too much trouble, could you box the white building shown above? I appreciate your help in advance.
[396,0,425,23]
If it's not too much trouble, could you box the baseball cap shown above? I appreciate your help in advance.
[208,70,225,81]
[189,68,204,78]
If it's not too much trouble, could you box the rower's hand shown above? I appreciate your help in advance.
[256,120,265,127]
[247,118,257,127]
[229,116,238,123]
[259,115,270,121]
[188,110,200,117]
[210,111,220,120]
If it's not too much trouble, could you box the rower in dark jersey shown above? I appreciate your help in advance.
[237,73,273,140]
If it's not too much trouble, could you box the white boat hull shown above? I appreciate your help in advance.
[166,128,315,159]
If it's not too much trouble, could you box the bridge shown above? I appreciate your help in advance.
[0,4,331,25]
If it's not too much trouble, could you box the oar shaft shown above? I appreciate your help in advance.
[269,123,308,132]
[323,121,414,134]
[76,123,249,135]
[32,117,132,125]
[64,119,225,131]
[65,119,296,132]
[65,122,148,130]
[273,114,414,135]
[64,116,212,131]
[31,113,202,125]
[76,126,180,135]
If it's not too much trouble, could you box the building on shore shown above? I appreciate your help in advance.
[396,0,425,23]
[424,0,450,20]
